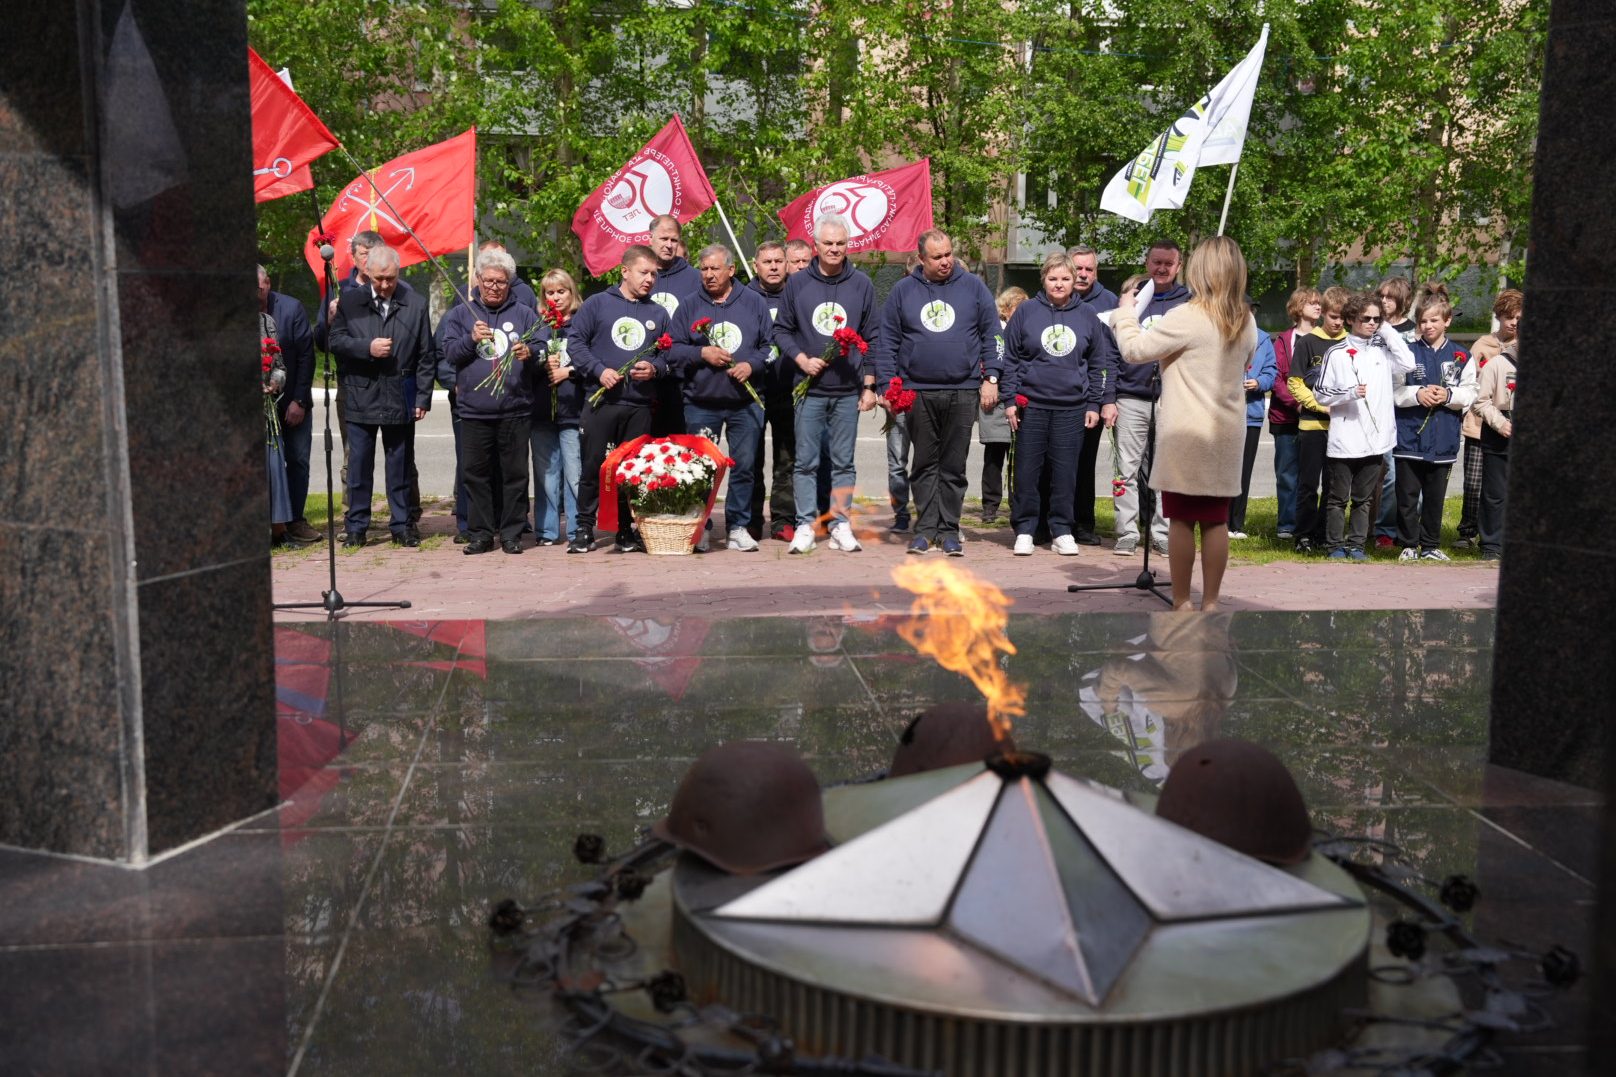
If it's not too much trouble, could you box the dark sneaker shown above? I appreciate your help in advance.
[942,535,964,557]
[501,539,523,554]
[906,535,930,555]
[453,531,471,545]
[1295,538,1314,554]
[566,532,594,554]
[890,515,912,534]
[1348,547,1369,561]
[463,538,495,555]
[1075,530,1102,546]
[341,532,366,548]
[393,529,421,548]
[615,532,646,554]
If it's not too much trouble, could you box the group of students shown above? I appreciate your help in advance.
[1269,280,1521,562]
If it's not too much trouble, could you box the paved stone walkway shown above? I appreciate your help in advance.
[271,509,1498,620]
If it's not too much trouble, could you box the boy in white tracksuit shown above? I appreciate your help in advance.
[1314,297,1415,559]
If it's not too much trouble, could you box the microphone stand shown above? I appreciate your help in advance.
[1069,369,1173,606]
[274,200,412,620]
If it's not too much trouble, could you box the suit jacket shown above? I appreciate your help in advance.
[267,290,316,412]
[327,284,439,424]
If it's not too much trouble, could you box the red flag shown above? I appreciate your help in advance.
[248,47,339,204]
[571,116,717,276]
[778,159,935,255]
[305,129,477,287]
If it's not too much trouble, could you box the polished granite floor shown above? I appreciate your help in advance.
[0,610,1598,1075]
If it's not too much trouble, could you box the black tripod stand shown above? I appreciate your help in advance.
[1069,377,1173,606]
[274,238,412,620]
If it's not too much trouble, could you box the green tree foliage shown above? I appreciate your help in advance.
[248,0,1545,295]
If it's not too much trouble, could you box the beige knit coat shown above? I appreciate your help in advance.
[1112,304,1258,497]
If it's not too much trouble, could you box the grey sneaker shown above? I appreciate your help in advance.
[1113,537,1138,557]
[1151,540,1170,556]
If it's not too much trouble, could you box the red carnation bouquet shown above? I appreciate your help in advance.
[542,298,571,418]
[613,437,729,516]
[794,315,868,407]
[589,331,672,408]
[880,377,917,435]
[692,316,765,410]
[261,336,284,447]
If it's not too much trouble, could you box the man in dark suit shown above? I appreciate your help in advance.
[258,266,319,543]
[327,246,438,547]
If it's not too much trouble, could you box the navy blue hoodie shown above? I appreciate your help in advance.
[999,292,1108,411]
[1077,282,1121,405]
[567,286,672,408]
[1116,281,1191,401]
[669,284,772,408]
[877,264,1001,390]
[440,293,540,420]
[533,322,585,426]
[747,276,790,394]
[774,258,878,398]
[1393,337,1468,463]
[648,256,704,321]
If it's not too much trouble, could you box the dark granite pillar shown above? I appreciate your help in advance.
[1489,2,1614,790]
[1487,1,1616,1068]
[0,1,275,862]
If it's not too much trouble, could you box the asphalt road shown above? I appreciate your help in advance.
[307,390,1463,506]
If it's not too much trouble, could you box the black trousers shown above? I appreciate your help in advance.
[1480,441,1509,558]
[579,402,653,537]
[1295,427,1330,545]
[980,442,1010,515]
[750,391,797,534]
[650,378,685,437]
[1011,407,1082,537]
[462,415,531,544]
[1325,455,1381,551]
[909,389,978,541]
[1228,425,1263,533]
[1395,457,1451,551]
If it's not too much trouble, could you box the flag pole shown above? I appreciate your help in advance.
[1216,161,1239,237]
[712,198,754,280]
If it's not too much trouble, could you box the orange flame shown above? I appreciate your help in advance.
[890,562,1026,740]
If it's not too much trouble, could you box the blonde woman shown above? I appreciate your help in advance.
[532,267,585,545]
[1111,236,1257,610]
[978,286,1027,522]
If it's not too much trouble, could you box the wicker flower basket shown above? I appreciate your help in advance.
[636,511,706,556]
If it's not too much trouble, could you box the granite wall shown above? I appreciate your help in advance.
[0,0,275,861]
[1485,0,1616,1066]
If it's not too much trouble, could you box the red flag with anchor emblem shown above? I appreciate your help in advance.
[247,47,338,204]
[304,129,477,288]
[778,159,934,255]
[571,116,717,276]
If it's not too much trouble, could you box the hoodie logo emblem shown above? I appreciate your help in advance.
[1041,324,1075,357]
[611,317,647,351]
[811,301,848,335]
[650,292,680,316]
[920,300,956,332]
[708,321,742,352]
[476,326,513,362]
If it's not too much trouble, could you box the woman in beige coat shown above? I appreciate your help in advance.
[1112,236,1258,610]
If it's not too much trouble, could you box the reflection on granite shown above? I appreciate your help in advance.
[0,610,1600,1073]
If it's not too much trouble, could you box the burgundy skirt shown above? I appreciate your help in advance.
[1160,491,1230,525]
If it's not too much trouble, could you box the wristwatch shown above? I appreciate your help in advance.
[986,375,999,385]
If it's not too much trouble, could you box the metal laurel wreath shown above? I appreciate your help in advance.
[487,826,1579,1077]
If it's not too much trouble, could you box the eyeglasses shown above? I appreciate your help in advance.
[1358,315,1382,323]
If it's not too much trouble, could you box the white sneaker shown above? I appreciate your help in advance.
[695,527,710,553]
[1052,534,1080,556]
[788,528,816,555]
[1013,534,1035,556]
[727,530,759,552]
[828,521,862,552]
[1398,547,1419,561]
[1227,531,1248,540]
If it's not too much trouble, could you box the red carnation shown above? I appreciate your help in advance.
[1506,379,1516,392]
[1346,349,1357,357]
[1454,350,1468,363]
[691,317,713,335]
[834,314,845,324]
[1014,394,1029,408]
[655,332,673,350]
[1479,357,1488,369]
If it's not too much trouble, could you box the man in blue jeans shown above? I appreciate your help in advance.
[774,214,879,554]
[670,244,773,551]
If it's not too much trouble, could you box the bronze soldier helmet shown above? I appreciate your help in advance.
[653,741,831,875]
[1156,739,1313,865]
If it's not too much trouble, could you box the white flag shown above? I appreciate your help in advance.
[1099,25,1269,224]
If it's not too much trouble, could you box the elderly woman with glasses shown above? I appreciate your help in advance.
[1312,292,1416,559]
